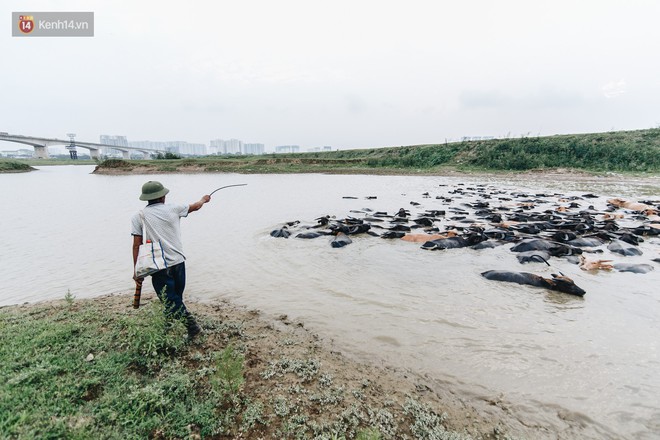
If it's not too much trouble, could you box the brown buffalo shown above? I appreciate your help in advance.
[579,255,614,271]
[401,230,458,243]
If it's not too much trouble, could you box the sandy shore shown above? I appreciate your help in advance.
[187,293,621,439]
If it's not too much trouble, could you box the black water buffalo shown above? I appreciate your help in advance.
[388,224,412,232]
[509,223,545,235]
[270,227,291,238]
[472,241,506,250]
[515,251,551,265]
[413,217,435,227]
[608,240,643,256]
[421,232,486,250]
[632,226,660,236]
[481,270,586,296]
[550,231,578,242]
[613,263,655,274]
[614,232,643,245]
[567,237,605,248]
[381,231,406,239]
[510,239,582,256]
[295,232,324,239]
[395,208,410,218]
[484,229,515,240]
[346,224,372,234]
[330,232,352,248]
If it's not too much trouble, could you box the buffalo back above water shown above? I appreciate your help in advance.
[481,270,586,296]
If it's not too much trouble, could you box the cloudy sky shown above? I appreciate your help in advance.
[2,0,659,152]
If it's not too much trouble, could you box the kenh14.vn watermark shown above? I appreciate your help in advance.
[13,12,94,37]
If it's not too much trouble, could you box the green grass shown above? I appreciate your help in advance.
[0,294,491,439]
[211,344,245,397]
[0,160,35,172]
[0,300,223,439]
[92,128,660,175]
[304,128,660,172]
[9,158,97,166]
[458,129,660,171]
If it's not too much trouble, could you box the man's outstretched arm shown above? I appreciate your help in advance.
[188,195,211,213]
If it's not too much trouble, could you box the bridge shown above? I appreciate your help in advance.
[0,133,168,159]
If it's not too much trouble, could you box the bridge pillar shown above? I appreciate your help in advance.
[142,151,151,159]
[88,148,100,159]
[122,150,130,160]
[33,145,49,159]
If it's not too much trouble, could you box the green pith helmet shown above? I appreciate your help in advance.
[139,181,170,201]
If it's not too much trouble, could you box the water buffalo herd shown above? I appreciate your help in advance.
[270,183,659,297]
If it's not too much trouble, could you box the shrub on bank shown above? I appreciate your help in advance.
[96,158,132,168]
[462,131,660,171]
[0,160,35,172]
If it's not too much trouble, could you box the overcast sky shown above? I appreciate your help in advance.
[2,0,660,152]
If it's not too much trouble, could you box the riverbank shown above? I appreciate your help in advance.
[89,127,660,176]
[1,292,593,440]
[0,160,35,173]
[91,158,660,187]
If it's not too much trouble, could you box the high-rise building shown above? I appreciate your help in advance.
[243,143,265,155]
[209,138,253,155]
[224,139,242,155]
[129,140,207,156]
[275,145,300,154]
[307,146,332,152]
[209,139,224,155]
[129,140,169,150]
[176,142,206,156]
[100,135,128,157]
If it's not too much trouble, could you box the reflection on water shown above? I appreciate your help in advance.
[542,291,586,307]
[2,165,659,439]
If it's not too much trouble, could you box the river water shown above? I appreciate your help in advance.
[2,165,659,439]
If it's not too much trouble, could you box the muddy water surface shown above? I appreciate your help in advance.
[2,165,659,439]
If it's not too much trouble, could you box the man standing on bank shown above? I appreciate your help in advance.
[131,181,211,339]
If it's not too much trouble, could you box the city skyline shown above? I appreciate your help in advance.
[0,128,507,156]
[0,130,329,156]
[96,133,305,155]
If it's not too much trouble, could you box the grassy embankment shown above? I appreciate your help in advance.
[21,158,97,166]
[0,160,35,173]
[0,294,500,440]
[92,128,660,175]
[6,128,658,175]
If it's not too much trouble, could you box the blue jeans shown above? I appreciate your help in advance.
[151,263,197,330]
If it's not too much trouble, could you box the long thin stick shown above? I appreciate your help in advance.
[133,279,143,309]
[209,184,247,196]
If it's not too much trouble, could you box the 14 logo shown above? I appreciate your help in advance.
[18,15,35,34]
